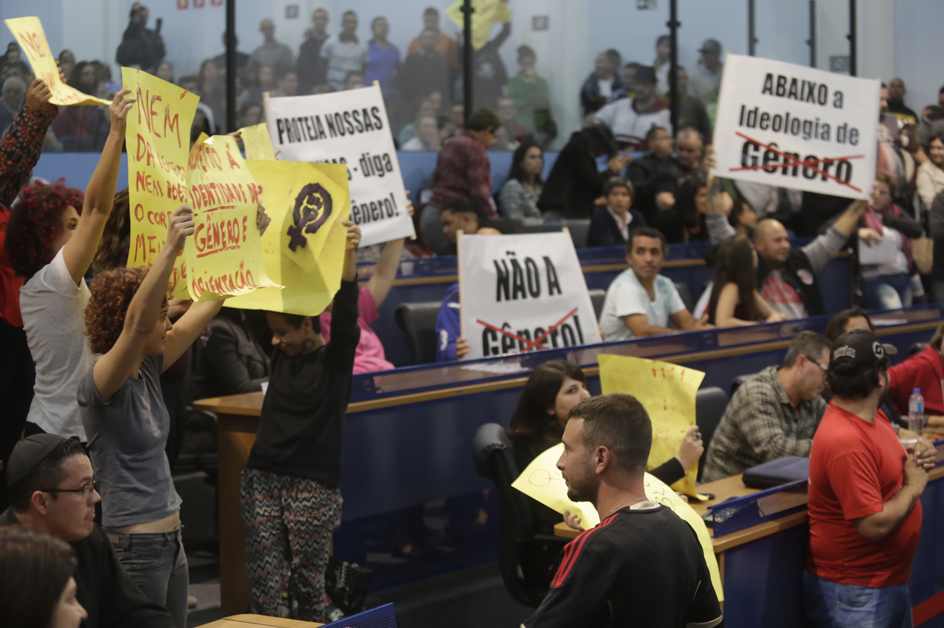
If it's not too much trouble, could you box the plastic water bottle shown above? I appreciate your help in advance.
[909,389,927,436]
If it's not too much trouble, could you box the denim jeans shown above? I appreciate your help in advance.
[109,527,189,628]
[860,274,914,311]
[803,570,913,628]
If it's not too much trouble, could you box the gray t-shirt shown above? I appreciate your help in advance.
[77,355,181,527]
[321,36,369,90]
[20,249,94,439]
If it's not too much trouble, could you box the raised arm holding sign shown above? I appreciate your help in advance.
[4,17,110,106]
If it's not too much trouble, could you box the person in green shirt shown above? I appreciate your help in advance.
[506,45,551,140]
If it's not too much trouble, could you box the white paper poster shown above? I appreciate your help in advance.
[265,85,415,247]
[712,53,880,201]
[459,232,602,360]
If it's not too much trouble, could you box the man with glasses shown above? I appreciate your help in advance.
[0,434,174,628]
[703,331,832,482]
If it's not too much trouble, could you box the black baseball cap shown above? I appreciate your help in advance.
[829,329,897,376]
[6,434,69,487]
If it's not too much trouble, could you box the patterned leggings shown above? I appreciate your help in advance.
[240,468,342,622]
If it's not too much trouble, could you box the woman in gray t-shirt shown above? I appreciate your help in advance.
[77,204,271,627]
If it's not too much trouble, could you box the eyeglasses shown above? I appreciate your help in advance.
[817,362,829,372]
[37,480,100,499]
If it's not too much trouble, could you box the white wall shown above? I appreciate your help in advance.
[894,0,944,113]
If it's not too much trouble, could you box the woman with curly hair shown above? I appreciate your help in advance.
[706,235,784,327]
[507,360,704,533]
[0,527,86,628]
[78,202,268,626]
[6,89,134,442]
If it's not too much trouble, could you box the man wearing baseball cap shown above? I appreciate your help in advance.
[0,434,175,628]
[690,38,724,126]
[804,330,937,627]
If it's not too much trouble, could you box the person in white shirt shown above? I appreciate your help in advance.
[6,90,135,440]
[593,67,671,152]
[599,227,712,341]
[320,11,369,91]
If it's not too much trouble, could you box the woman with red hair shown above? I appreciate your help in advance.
[4,89,134,442]
[76,201,264,626]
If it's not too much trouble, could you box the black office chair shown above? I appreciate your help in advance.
[588,289,607,320]
[909,342,927,357]
[394,302,443,365]
[695,387,729,482]
[561,219,591,248]
[674,282,694,313]
[472,423,568,608]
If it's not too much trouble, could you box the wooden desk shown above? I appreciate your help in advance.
[197,615,322,627]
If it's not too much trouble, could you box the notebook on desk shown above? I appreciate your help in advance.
[743,456,809,489]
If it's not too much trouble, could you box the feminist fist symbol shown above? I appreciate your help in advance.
[287,183,333,252]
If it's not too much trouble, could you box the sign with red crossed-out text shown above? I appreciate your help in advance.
[459,232,602,360]
[712,53,879,201]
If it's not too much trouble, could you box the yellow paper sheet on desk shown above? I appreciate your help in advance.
[599,354,707,499]
[240,123,276,161]
[185,134,280,300]
[447,0,511,50]
[123,67,199,298]
[225,160,349,316]
[512,442,722,601]
[5,17,110,106]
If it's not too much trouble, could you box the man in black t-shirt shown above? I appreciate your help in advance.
[524,394,722,628]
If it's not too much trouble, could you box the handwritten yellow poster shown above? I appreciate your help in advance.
[4,17,110,106]
[240,123,276,161]
[447,0,511,50]
[599,354,706,498]
[512,442,722,601]
[184,134,280,300]
[225,160,350,316]
[123,67,199,297]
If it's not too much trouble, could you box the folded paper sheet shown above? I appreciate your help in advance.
[5,17,110,106]
[446,0,511,50]
[225,160,350,316]
[512,442,722,601]
[599,354,707,499]
[239,122,276,161]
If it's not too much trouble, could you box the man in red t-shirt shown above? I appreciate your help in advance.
[805,330,937,628]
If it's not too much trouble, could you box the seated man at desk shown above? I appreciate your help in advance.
[702,331,831,482]
[1,435,175,628]
[598,227,711,341]
[523,394,722,628]
[805,330,937,628]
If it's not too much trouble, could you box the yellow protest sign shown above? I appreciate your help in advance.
[4,17,110,106]
[123,67,199,298]
[184,134,280,300]
[599,354,707,499]
[512,442,722,601]
[225,160,350,316]
[240,123,276,161]
[447,0,511,50]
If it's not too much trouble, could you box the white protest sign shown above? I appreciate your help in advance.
[459,232,602,360]
[712,54,880,201]
[265,85,415,247]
